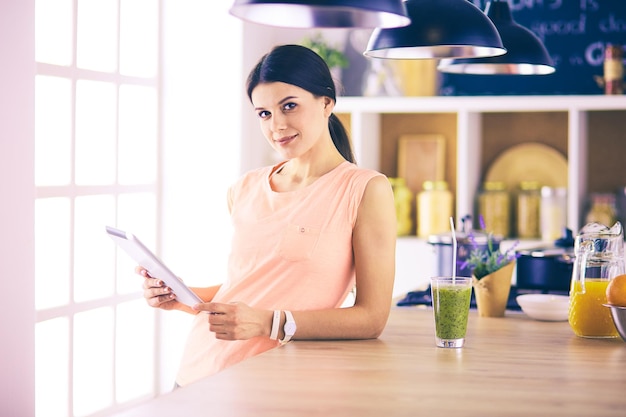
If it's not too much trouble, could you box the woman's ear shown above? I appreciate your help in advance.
[323,97,335,116]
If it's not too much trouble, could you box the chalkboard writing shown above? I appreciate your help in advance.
[440,0,626,96]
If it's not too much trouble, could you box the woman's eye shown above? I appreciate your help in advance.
[257,110,270,119]
[283,102,297,112]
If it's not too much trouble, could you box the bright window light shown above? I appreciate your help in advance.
[35,0,73,66]
[35,317,70,417]
[35,75,72,186]
[74,195,116,303]
[35,197,71,310]
[75,80,117,185]
[76,0,118,72]
[120,0,158,77]
[73,307,114,416]
[118,85,157,185]
[115,299,155,403]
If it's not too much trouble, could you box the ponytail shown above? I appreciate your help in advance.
[328,113,355,164]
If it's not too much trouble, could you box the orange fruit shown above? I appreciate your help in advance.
[606,274,626,307]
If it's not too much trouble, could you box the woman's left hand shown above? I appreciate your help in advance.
[193,302,272,341]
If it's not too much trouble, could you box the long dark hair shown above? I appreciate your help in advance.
[246,44,355,164]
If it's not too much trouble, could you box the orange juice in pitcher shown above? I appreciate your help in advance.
[568,222,624,338]
[569,279,617,337]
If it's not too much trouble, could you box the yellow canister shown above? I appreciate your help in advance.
[478,181,510,237]
[417,180,453,238]
[389,177,413,236]
[516,181,541,239]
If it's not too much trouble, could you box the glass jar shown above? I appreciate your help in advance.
[417,180,453,238]
[604,44,624,95]
[478,181,510,237]
[585,193,617,228]
[540,186,567,242]
[389,177,413,236]
[516,181,541,239]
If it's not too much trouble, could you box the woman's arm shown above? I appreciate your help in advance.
[197,175,397,341]
[289,174,397,339]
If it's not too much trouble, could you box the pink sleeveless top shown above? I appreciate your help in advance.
[175,161,384,386]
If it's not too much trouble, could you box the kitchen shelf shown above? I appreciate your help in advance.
[334,94,626,234]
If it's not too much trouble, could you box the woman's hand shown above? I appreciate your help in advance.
[135,266,185,311]
[193,302,273,341]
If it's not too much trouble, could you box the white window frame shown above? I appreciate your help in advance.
[34,1,162,415]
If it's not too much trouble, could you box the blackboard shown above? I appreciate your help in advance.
[440,0,626,96]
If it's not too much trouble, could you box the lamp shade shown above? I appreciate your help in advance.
[438,0,555,74]
[364,0,506,59]
[229,0,410,28]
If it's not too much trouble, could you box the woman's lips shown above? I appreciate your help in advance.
[276,134,297,145]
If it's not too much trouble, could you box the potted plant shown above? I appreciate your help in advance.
[462,216,520,317]
[301,34,349,81]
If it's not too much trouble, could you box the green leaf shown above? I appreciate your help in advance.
[301,34,349,69]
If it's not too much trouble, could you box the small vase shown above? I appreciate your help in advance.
[472,261,516,317]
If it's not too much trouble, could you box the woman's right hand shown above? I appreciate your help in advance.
[135,266,184,311]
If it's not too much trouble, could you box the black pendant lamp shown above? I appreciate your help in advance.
[229,0,410,29]
[438,0,555,74]
[364,0,506,59]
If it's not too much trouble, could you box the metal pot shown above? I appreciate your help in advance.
[428,230,500,278]
[516,247,574,292]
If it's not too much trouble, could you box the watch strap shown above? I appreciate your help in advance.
[270,310,280,340]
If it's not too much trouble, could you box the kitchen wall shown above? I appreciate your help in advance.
[0,1,35,415]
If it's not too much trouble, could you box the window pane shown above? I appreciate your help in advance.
[118,85,157,185]
[116,193,157,294]
[74,195,116,302]
[36,317,70,417]
[35,75,72,186]
[116,300,155,402]
[75,80,117,185]
[74,307,114,417]
[35,197,71,310]
[76,0,118,72]
[35,0,73,66]
[120,0,158,77]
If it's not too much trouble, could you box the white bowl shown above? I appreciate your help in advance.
[516,294,570,322]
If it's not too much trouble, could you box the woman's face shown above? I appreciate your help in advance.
[251,82,333,160]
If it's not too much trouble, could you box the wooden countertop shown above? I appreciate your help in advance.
[113,307,626,417]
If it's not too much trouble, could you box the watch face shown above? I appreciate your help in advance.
[285,322,297,336]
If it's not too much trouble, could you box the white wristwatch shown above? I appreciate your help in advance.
[279,310,296,344]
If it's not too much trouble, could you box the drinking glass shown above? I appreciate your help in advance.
[431,277,472,348]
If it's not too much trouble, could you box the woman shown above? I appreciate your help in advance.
[139,44,396,387]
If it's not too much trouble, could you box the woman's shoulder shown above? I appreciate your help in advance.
[339,162,387,183]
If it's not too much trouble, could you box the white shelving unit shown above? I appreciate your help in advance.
[333,95,626,295]
[335,94,626,234]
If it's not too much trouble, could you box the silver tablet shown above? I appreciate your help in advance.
[106,226,203,307]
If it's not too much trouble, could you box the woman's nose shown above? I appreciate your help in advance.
[270,114,287,132]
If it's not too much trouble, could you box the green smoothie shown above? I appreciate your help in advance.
[432,284,471,340]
